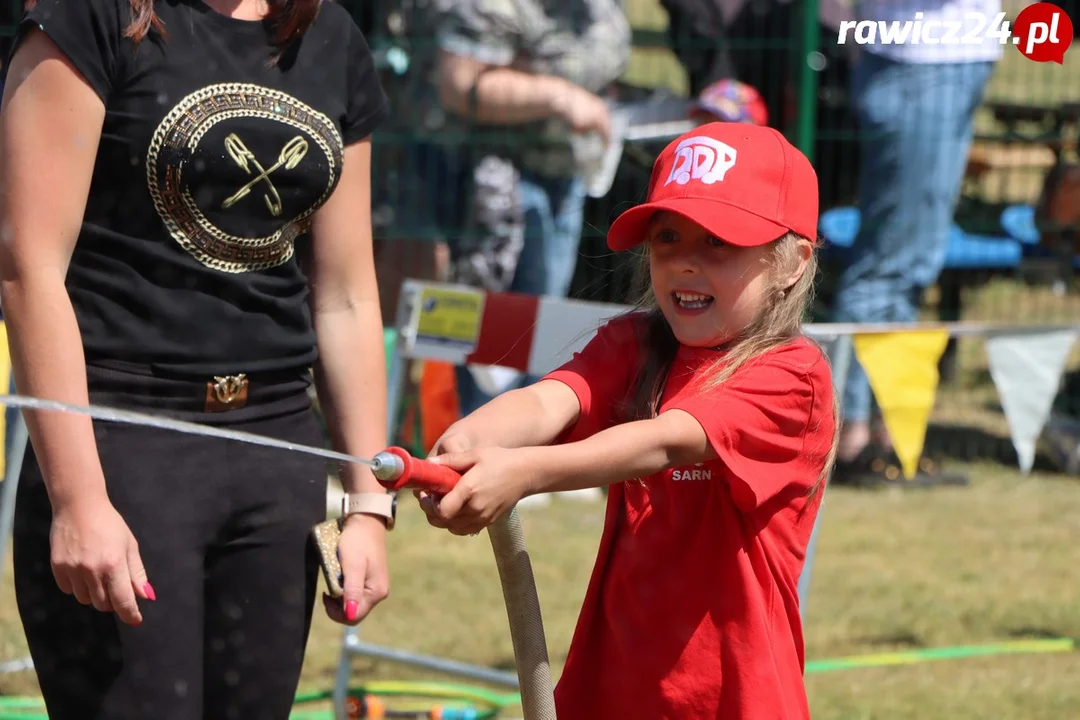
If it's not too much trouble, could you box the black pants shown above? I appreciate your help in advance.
[13,364,329,720]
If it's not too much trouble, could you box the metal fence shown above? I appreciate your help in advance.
[362,0,1080,465]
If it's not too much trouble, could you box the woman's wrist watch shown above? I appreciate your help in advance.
[342,492,396,530]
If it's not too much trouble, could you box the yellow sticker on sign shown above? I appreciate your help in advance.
[415,287,485,349]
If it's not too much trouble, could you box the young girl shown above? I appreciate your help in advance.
[417,121,838,718]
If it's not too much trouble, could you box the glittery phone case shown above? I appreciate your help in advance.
[311,517,345,599]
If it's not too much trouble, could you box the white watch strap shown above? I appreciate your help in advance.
[342,492,394,522]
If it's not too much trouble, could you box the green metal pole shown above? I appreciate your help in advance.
[795,0,821,163]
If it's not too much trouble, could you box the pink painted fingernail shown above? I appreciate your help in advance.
[345,600,359,622]
[144,583,157,602]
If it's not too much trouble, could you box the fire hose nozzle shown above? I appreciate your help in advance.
[370,446,462,494]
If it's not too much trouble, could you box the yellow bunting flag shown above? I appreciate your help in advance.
[853,330,950,480]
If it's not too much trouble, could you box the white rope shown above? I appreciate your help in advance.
[0,393,377,470]
[803,321,1080,338]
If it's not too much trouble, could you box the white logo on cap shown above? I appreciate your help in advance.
[664,136,737,187]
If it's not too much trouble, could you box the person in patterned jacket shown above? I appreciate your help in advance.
[403,0,631,414]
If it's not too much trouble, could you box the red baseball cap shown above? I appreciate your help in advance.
[607,122,819,251]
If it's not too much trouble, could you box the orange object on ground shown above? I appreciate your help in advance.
[419,360,460,453]
[398,360,461,455]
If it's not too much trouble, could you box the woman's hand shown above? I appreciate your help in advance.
[416,447,538,536]
[50,494,154,627]
[322,513,389,625]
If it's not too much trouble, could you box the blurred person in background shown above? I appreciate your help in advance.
[333,0,457,327]
[829,0,1002,487]
[661,0,852,99]
[660,0,859,211]
[403,0,631,416]
[1040,157,1080,477]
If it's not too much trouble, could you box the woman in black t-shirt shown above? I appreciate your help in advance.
[0,0,392,717]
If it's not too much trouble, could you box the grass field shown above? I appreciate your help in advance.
[298,461,1080,720]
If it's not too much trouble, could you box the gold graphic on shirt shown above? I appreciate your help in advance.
[146,83,344,274]
[222,133,309,216]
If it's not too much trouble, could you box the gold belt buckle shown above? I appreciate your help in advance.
[206,373,249,412]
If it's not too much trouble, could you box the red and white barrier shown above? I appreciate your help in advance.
[390,278,1080,484]
[396,282,627,386]
[391,281,643,503]
[395,280,846,399]
[394,279,856,378]
[467,292,629,395]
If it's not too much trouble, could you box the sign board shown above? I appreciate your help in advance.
[409,286,485,361]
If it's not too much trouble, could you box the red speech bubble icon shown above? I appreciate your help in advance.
[1013,2,1073,64]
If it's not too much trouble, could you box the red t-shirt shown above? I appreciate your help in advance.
[543,314,835,720]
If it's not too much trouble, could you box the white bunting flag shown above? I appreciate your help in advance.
[985,330,1078,474]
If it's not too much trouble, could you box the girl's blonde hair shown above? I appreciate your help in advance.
[618,230,840,498]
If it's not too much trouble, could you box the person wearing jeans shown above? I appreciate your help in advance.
[831,1,1000,486]
[453,171,587,415]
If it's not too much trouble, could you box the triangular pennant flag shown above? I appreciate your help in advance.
[854,331,950,480]
[985,329,1078,474]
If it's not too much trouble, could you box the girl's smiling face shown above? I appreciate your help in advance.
[646,211,778,348]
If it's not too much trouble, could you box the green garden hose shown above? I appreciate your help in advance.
[1,640,1077,719]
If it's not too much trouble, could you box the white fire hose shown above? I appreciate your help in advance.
[370,448,558,720]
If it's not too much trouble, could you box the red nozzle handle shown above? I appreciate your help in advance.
[378,446,462,494]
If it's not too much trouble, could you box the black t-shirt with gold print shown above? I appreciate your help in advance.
[9,0,389,376]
